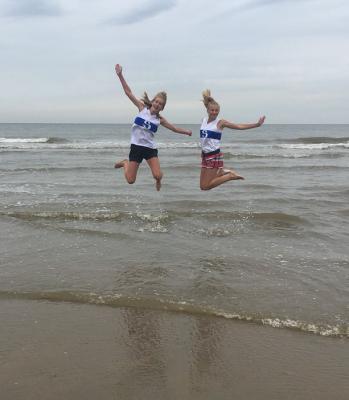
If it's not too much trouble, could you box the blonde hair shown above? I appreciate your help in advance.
[142,91,167,111]
[202,89,220,110]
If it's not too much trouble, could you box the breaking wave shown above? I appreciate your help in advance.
[278,136,349,144]
[1,209,308,226]
[0,290,347,338]
[275,143,348,150]
[1,209,310,236]
[0,137,197,150]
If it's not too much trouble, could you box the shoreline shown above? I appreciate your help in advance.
[1,299,348,400]
[0,290,347,339]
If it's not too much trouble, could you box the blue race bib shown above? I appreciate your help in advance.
[200,129,221,140]
[134,117,158,133]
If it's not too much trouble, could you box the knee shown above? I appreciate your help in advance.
[126,176,136,184]
[200,184,210,191]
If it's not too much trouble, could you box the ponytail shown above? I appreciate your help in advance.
[141,91,153,108]
[202,89,219,109]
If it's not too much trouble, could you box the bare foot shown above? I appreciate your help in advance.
[218,168,244,179]
[229,171,244,180]
[217,168,233,176]
[155,179,162,191]
[114,159,127,169]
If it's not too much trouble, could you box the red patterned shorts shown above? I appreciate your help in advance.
[201,150,224,169]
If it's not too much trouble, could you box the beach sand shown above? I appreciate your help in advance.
[1,299,348,400]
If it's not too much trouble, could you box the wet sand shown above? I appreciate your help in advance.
[1,299,348,400]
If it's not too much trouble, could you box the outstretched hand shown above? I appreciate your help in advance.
[258,116,266,126]
[186,130,192,136]
[115,64,122,76]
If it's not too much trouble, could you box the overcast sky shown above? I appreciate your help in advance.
[1,0,348,123]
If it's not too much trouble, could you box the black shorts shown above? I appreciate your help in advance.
[129,144,158,164]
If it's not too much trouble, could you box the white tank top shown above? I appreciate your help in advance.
[131,107,160,149]
[200,117,222,153]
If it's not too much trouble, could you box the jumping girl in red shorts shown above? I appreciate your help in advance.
[200,89,265,190]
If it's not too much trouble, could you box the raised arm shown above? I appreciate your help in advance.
[160,116,192,136]
[218,116,266,131]
[115,64,144,111]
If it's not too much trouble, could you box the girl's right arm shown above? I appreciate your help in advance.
[115,64,144,111]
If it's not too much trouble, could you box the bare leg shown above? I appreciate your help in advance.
[200,168,244,190]
[217,168,244,179]
[146,157,163,191]
[217,168,231,176]
[114,159,127,168]
[114,159,140,184]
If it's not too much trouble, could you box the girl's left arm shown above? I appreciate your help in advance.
[160,116,192,136]
[219,116,266,130]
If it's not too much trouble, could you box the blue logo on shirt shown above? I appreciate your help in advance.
[200,129,221,140]
[134,117,158,133]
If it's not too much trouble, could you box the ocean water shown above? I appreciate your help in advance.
[0,123,348,337]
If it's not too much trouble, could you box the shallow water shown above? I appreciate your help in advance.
[0,123,348,337]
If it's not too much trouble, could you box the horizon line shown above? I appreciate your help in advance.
[1,122,348,126]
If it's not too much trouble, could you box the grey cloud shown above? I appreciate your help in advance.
[6,0,62,17]
[236,0,316,12]
[108,0,176,25]
[206,0,318,23]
